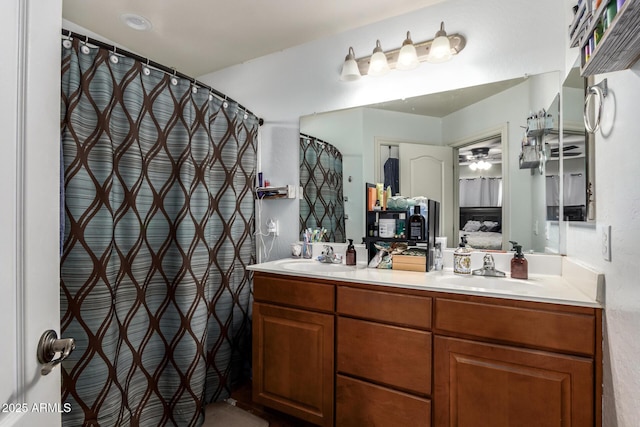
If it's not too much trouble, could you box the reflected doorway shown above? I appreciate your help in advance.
[453,134,505,250]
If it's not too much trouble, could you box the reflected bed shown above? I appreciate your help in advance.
[460,206,503,250]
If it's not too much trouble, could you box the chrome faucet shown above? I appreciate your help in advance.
[472,253,506,277]
[318,245,342,263]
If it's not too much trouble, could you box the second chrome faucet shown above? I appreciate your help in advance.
[472,253,506,277]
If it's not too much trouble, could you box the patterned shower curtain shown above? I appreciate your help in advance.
[299,136,345,243]
[60,38,258,426]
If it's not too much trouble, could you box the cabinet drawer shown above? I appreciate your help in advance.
[337,317,431,395]
[337,285,432,329]
[336,375,431,427]
[435,298,595,356]
[253,273,334,312]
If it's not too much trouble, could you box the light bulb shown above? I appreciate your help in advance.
[340,47,361,81]
[427,22,452,63]
[368,40,390,76]
[396,32,419,71]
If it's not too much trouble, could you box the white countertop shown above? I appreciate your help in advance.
[247,255,603,308]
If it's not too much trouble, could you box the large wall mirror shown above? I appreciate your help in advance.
[300,71,586,254]
[545,61,595,251]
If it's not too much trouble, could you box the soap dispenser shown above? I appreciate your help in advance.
[346,239,357,266]
[453,235,472,275]
[509,240,528,279]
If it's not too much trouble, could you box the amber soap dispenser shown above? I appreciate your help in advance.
[345,239,357,266]
[509,241,528,280]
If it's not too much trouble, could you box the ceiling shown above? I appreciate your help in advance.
[367,77,527,117]
[62,0,449,77]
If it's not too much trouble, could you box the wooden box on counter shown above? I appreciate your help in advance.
[392,254,427,272]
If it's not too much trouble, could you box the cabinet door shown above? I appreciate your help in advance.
[253,302,334,427]
[434,336,594,427]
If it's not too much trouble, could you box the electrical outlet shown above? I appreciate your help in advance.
[601,225,611,261]
[267,219,279,236]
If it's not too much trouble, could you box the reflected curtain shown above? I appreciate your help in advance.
[299,136,345,242]
[60,37,258,426]
[546,173,586,206]
[459,177,502,207]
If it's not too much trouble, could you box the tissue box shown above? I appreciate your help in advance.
[392,254,426,272]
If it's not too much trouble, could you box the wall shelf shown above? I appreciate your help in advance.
[581,0,640,76]
[256,186,296,199]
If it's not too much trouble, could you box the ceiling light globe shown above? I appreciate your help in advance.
[469,162,478,171]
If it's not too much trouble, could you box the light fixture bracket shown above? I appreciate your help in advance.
[354,33,466,76]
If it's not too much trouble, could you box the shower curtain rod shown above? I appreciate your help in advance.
[300,133,331,146]
[62,29,263,126]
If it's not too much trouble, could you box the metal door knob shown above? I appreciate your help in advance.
[37,330,75,375]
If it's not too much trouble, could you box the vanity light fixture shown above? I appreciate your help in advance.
[340,47,361,81]
[368,40,391,76]
[427,22,453,63]
[339,21,466,80]
[396,31,419,70]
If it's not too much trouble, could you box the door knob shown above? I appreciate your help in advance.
[37,330,75,376]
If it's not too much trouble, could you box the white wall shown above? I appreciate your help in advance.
[565,63,640,427]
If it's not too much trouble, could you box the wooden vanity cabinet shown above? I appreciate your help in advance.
[336,285,433,427]
[433,296,601,427]
[252,273,335,427]
[252,272,602,427]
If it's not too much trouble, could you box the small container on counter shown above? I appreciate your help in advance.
[345,239,356,266]
[453,235,472,275]
[509,240,528,279]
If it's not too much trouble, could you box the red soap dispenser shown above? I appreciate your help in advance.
[509,241,528,280]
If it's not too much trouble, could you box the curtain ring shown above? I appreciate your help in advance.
[191,79,198,94]
[584,79,608,134]
[80,36,91,54]
[170,69,178,86]
[143,59,151,76]
[62,33,72,49]
[110,47,119,64]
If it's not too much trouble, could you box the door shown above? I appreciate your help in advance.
[1,1,64,425]
[398,143,454,245]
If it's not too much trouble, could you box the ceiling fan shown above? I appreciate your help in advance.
[549,144,582,158]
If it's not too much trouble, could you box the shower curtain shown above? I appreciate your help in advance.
[60,38,258,426]
[299,135,345,243]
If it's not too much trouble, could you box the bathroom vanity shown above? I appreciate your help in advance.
[248,256,603,427]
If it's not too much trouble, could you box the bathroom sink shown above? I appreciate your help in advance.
[433,273,543,295]
[277,259,362,273]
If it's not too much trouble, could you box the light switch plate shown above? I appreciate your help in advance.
[601,225,611,262]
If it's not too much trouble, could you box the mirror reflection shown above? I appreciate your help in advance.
[300,71,562,253]
[544,62,592,252]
